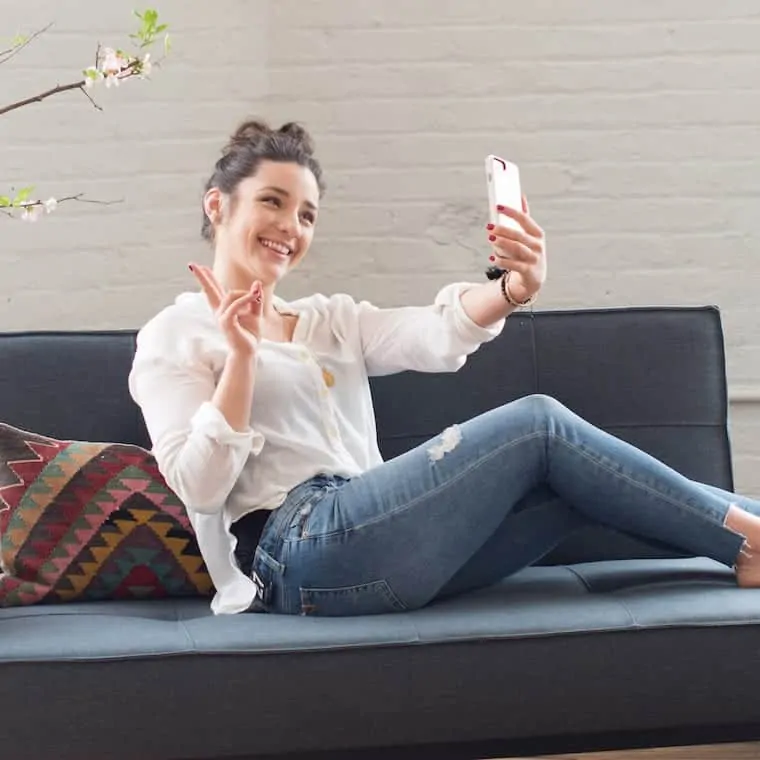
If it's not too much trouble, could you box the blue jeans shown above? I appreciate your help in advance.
[245,394,756,616]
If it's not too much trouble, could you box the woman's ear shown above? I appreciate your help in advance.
[203,187,224,226]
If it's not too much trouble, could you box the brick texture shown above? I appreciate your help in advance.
[2,0,760,492]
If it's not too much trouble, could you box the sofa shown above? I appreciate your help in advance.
[2,305,760,760]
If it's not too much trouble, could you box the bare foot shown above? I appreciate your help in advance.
[724,505,760,587]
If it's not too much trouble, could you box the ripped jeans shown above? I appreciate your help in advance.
[242,394,759,616]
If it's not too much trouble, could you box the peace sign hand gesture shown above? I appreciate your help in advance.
[189,263,263,359]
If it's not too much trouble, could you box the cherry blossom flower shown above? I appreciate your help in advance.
[20,205,42,222]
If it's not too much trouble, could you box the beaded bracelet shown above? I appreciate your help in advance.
[500,270,537,307]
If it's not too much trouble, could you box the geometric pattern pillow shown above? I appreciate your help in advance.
[0,422,213,606]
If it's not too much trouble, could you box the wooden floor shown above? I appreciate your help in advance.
[502,742,760,759]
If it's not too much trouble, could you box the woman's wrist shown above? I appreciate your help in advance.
[500,271,538,307]
[227,348,258,368]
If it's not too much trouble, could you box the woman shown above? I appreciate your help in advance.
[129,119,760,616]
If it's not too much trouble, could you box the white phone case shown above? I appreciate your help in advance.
[485,154,522,231]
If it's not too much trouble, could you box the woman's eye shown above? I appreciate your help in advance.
[300,212,315,224]
[262,196,280,207]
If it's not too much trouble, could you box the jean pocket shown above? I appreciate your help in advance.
[299,579,407,616]
[248,545,284,612]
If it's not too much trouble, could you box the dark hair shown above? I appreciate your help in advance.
[201,118,325,242]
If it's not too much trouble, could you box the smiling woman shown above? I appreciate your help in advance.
[199,121,323,287]
[128,117,760,619]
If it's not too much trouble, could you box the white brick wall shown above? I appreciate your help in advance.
[2,0,760,493]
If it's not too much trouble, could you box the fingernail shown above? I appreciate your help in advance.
[486,223,494,230]
[188,264,194,272]
[496,205,505,211]
[489,255,495,262]
[488,234,496,242]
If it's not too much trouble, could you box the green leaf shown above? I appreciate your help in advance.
[14,186,34,203]
[0,197,11,208]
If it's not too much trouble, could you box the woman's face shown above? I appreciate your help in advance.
[206,160,320,286]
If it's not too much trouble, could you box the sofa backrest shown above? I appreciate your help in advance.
[0,306,733,564]
[0,330,150,448]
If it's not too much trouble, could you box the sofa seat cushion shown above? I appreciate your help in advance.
[3,556,760,760]
[0,556,757,663]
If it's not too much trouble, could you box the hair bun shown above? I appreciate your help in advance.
[222,119,316,158]
[277,122,315,156]
[223,119,273,155]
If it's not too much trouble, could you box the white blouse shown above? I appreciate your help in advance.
[128,283,504,614]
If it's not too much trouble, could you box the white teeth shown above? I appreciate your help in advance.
[259,238,291,256]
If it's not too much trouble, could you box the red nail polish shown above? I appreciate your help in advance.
[488,234,496,242]
[497,205,505,212]
[486,223,494,230]
[489,255,495,262]
[188,264,194,272]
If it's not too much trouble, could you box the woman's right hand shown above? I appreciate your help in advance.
[189,263,262,358]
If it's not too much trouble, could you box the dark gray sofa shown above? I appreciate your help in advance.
[2,305,759,760]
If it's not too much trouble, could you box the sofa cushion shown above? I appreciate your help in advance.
[0,557,751,662]
[0,331,151,448]
[0,422,212,605]
[1,557,759,760]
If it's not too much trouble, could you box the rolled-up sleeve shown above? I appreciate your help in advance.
[352,282,505,376]
[128,315,264,514]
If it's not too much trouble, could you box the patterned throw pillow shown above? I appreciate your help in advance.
[0,422,213,606]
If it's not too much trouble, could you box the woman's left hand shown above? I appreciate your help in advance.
[487,196,547,302]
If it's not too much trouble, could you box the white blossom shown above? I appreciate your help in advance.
[100,47,128,77]
[20,205,43,222]
[43,197,57,214]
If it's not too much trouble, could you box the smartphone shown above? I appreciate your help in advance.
[485,154,522,231]
[485,154,522,278]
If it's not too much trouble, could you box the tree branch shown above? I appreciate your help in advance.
[2,193,124,220]
[0,23,53,66]
[49,194,122,206]
[0,57,146,116]
[0,80,91,116]
[79,83,103,111]
[0,9,168,221]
